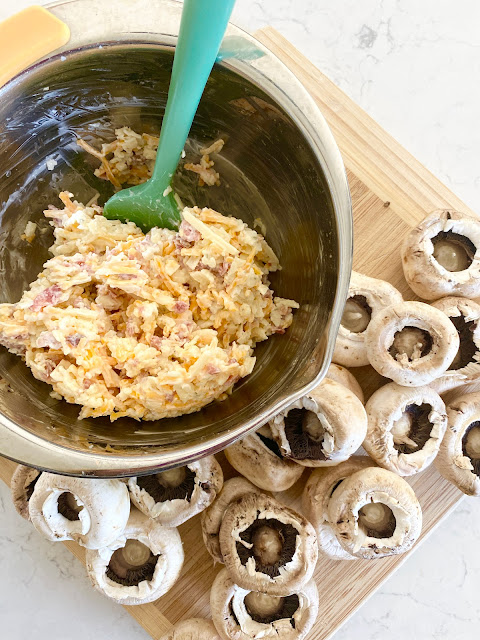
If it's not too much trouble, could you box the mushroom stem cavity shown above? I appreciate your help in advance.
[107,539,158,586]
[237,519,297,577]
[137,466,196,503]
[341,295,372,333]
[244,592,300,624]
[358,502,396,538]
[391,403,433,454]
[432,231,475,272]
[463,422,480,475]
[284,408,327,459]
[252,525,283,566]
[57,492,83,521]
[389,327,433,362]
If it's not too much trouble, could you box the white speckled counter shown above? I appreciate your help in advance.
[1,1,480,638]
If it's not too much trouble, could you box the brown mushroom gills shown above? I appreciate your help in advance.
[341,295,372,333]
[57,492,83,521]
[106,539,159,586]
[284,408,326,460]
[244,591,300,624]
[391,403,434,454]
[256,424,284,459]
[136,466,196,503]
[432,231,475,272]
[448,315,477,370]
[25,473,41,501]
[236,519,297,578]
[462,422,480,476]
[358,502,396,538]
[389,327,433,362]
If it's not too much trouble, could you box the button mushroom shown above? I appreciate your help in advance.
[401,209,480,300]
[160,619,221,640]
[201,477,263,564]
[86,508,184,605]
[269,378,368,467]
[210,567,319,640]
[333,272,403,367]
[328,467,422,559]
[302,456,376,560]
[224,425,304,492]
[429,296,480,393]
[364,383,447,476]
[365,300,459,386]
[128,456,223,527]
[219,492,317,596]
[28,473,130,549]
[10,464,42,521]
[326,363,364,403]
[435,391,480,496]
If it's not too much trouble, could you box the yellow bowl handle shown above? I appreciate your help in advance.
[0,5,70,87]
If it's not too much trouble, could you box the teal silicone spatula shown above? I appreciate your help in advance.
[103,0,236,231]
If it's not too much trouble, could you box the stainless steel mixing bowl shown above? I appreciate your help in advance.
[0,0,352,476]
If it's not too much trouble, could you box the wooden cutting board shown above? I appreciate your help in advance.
[0,27,469,640]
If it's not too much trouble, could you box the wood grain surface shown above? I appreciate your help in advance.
[0,27,467,640]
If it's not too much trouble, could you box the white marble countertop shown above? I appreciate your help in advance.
[1,0,480,638]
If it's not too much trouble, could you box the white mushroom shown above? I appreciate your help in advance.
[269,378,367,467]
[429,296,480,393]
[328,467,422,559]
[10,464,42,521]
[364,383,447,476]
[160,619,221,640]
[365,300,459,386]
[86,508,184,605]
[435,391,480,496]
[333,271,403,367]
[401,209,480,300]
[128,456,223,527]
[201,477,264,564]
[326,363,364,403]
[29,473,130,549]
[219,492,318,596]
[302,456,375,560]
[210,568,319,640]
[224,425,303,491]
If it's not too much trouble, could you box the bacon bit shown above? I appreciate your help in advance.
[83,378,92,389]
[165,391,175,403]
[115,273,137,281]
[126,322,137,337]
[275,328,286,334]
[37,332,62,349]
[150,336,163,350]
[31,285,62,312]
[179,221,201,243]
[205,363,220,375]
[174,300,189,313]
[66,333,84,347]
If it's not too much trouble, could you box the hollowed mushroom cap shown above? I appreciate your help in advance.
[86,509,184,605]
[10,464,42,521]
[210,568,319,640]
[333,272,403,367]
[219,492,318,596]
[364,383,447,476]
[160,619,221,640]
[435,391,480,496]
[365,300,459,386]
[302,456,375,560]
[326,363,364,403]
[401,209,480,300]
[128,456,223,527]
[224,425,304,491]
[269,378,368,467]
[29,473,130,549]
[201,477,264,564]
[429,297,480,393]
[328,467,422,559]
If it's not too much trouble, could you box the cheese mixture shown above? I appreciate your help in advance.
[0,184,298,421]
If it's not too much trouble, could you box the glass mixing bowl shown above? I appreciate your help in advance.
[0,0,352,476]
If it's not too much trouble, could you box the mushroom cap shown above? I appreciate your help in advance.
[401,209,480,300]
[86,508,184,605]
[219,492,318,596]
[10,464,41,521]
[210,568,319,640]
[364,383,447,476]
[365,300,460,386]
[269,378,368,467]
[435,391,480,496]
[327,467,422,559]
[159,619,221,640]
[302,456,375,560]
[429,296,480,393]
[224,426,304,491]
[326,363,364,403]
[28,473,130,549]
[201,477,264,564]
[333,271,403,367]
[128,456,223,527]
